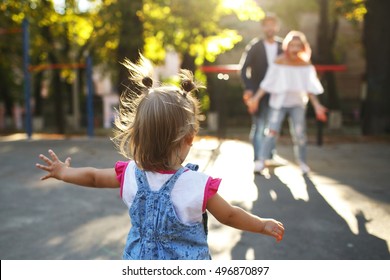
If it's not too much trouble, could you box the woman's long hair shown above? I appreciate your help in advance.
[282,30,312,62]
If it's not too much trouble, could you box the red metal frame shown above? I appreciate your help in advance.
[29,63,86,72]
[200,64,347,73]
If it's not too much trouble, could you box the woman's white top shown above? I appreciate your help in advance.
[260,64,324,109]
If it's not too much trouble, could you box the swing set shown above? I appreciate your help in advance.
[2,19,95,139]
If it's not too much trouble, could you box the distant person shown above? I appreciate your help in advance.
[239,14,283,172]
[36,55,284,260]
[247,30,327,174]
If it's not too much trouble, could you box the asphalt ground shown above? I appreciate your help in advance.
[0,132,389,260]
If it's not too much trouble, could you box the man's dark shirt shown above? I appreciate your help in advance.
[239,37,283,113]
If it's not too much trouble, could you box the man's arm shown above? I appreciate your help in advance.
[239,40,257,90]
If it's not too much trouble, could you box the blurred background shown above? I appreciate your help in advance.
[1,0,389,138]
[1,1,390,261]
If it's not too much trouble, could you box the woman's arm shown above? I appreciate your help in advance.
[308,93,328,122]
[36,149,120,188]
[207,193,284,242]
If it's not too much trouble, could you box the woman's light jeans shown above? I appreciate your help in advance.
[260,105,307,165]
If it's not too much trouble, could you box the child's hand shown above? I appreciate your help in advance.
[36,149,71,181]
[262,219,285,242]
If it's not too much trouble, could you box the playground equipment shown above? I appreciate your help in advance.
[19,19,95,139]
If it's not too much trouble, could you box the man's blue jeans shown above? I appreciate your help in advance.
[250,97,273,161]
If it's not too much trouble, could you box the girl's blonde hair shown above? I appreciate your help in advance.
[112,54,201,171]
[282,30,312,62]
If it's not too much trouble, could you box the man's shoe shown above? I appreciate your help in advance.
[265,154,288,168]
[254,160,265,173]
[265,159,286,168]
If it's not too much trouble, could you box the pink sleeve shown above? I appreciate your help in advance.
[115,161,130,198]
[202,177,222,212]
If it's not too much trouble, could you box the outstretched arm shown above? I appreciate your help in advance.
[207,194,284,242]
[36,149,120,189]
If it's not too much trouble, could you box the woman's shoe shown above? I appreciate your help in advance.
[254,160,265,173]
[299,163,311,174]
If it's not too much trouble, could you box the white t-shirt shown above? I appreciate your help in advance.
[260,64,324,109]
[263,41,278,66]
[115,161,221,225]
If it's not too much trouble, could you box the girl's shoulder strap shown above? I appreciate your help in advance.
[184,163,209,235]
[134,165,150,192]
[161,166,186,193]
[184,163,199,171]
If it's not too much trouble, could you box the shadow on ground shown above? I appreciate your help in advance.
[231,172,390,260]
[0,140,128,259]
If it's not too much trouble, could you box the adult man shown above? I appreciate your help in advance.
[239,14,283,172]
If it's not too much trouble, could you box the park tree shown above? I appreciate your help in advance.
[93,0,144,93]
[11,0,372,133]
[142,0,263,71]
[316,0,390,134]
[316,0,366,114]
[0,0,142,133]
[0,1,27,128]
[0,1,59,128]
[140,0,263,114]
[362,0,390,134]
[0,0,98,133]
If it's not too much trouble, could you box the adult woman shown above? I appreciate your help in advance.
[248,30,327,174]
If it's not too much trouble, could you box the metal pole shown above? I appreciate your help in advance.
[22,18,32,139]
[72,69,80,130]
[316,120,323,146]
[86,55,94,138]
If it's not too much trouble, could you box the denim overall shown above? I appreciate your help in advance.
[122,164,211,260]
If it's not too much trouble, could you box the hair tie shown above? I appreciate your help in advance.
[181,79,195,95]
[142,77,153,88]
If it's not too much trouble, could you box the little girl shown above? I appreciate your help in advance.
[36,55,284,260]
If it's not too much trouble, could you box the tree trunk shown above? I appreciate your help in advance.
[116,0,144,95]
[362,0,390,134]
[48,47,66,134]
[0,64,13,119]
[316,0,340,110]
[52,69,65,134]
[39,1,67,133]
[33,71,43,116]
